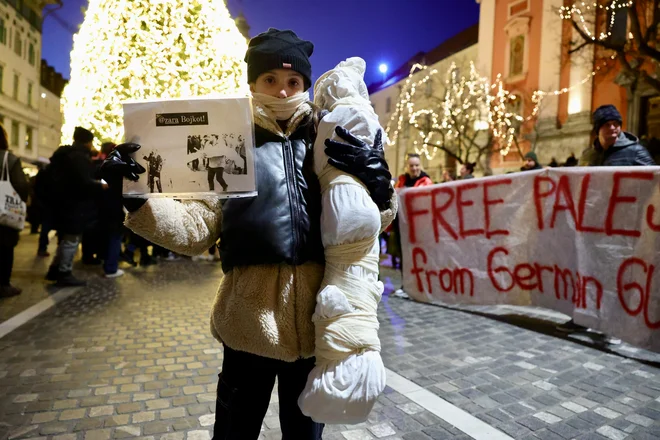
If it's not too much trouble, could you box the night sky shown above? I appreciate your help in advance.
[41,0,479,88]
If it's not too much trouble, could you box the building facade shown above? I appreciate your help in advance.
[369,25,480,181]
[0,0,59,171]
[478,0,659,171]
[38,59,65,160]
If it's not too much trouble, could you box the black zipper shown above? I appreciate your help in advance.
[282,138,301,264]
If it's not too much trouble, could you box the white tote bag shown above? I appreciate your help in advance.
[0,151,27,230]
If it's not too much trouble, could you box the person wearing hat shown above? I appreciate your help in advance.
[46,126,108,287]
[102,28,395,438]
[521,151,542,171]
[579,104,655,167]
[557,105,655,342]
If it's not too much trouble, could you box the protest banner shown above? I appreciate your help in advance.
[398,167,660,352]
[123,97,256,198]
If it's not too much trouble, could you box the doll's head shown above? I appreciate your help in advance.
[313,57,369,110]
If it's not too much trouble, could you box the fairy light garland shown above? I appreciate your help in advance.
[559,1,633,42]
[386,52,618,160]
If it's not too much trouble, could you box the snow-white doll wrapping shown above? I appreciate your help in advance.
[298,57,386,424]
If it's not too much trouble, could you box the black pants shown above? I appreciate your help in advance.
[0,245,14,286]
[208,167,227,191]
[213,345,323,440]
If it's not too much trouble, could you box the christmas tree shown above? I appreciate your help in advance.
[61,0,249,145]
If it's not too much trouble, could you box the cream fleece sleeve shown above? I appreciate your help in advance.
[124,198,223,257]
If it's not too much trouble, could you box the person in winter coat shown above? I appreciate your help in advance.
[0,123,29,298]
[101,28,395,440]
[46,127,108,287]
[579,105,655,167]
[521,151,543,171]
[97,143,128,278]
[459,162,476,179]
[388,153,432,294]
[558,104,655,343]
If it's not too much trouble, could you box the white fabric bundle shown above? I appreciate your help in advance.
[298,57,386,424]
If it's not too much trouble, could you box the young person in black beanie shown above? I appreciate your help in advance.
[102,28,395,439]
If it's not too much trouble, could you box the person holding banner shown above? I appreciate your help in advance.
[579,105,655,167]
[557,104,655,341]
[102,28,396,440]
[388,153,432,296]
[459,162,476,179]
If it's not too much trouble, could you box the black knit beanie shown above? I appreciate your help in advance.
[73,126,94,143]
[592,105,622,134]
[244,28,314,90]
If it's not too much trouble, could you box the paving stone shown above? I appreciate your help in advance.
[73,419,104,432]
[534,412,562,424]
[132,411,156,423]
[59,409,87,421]
[104,415,130,427]
[83,429,111,440]
[594,407,622,420]
[31,412,57,424]
[186,431,210,440]
[89,405,114,417]
[562,401,588,413]
[342,430,375,440]
[596,426,627,440]
[160,408,187,419]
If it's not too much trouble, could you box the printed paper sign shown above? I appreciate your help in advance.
[398,167,660,352]
[122,97,256,198]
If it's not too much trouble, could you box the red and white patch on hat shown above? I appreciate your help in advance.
[282,63,292,69]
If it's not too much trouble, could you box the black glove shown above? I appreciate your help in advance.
[325,127,393,210]
[100,143,146,182]
[100,143,148,213]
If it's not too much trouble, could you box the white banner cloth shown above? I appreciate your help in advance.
[399,167,660,352]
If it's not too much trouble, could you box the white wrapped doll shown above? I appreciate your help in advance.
[298,57,386,424]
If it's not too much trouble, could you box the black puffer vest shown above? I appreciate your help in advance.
[219,116,324,272]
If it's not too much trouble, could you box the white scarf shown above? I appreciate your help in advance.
[251,91,310,121]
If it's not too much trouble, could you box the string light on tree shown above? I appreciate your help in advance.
[559,1,633,41]
[61,0,249,146]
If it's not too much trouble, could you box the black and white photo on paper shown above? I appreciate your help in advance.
[122,97,256,198]
[186,133,247,192]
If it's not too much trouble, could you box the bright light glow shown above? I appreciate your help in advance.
[379,64,388,74]
[568,93,582,114]
[474,120,489,131]
[61,0,249,145]
[40,92,46,99]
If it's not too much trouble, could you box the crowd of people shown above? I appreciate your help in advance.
[0,125,220,298]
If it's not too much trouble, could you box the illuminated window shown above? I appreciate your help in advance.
[25,126,33,151]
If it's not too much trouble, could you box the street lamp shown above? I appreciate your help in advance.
[379,63,388,82]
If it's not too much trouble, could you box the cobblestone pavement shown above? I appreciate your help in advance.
[0,240,658,440]
[1,231,62,324]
